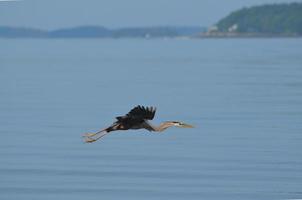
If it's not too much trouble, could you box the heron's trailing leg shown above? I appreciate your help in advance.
[84,133,97,137]
[83,129,108,143]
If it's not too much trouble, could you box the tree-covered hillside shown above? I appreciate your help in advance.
[216,3,302,35]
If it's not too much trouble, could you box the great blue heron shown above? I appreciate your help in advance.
[83,105,194,143]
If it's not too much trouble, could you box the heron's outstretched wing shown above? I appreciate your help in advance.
[116,105,156,121]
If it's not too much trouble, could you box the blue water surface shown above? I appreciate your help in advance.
[1,38,302,200]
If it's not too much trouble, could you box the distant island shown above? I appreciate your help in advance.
[2,2,301,39]
[201,2,302,37]
[0,25,205,39]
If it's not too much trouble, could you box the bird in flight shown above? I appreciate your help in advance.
[83,105,194,143]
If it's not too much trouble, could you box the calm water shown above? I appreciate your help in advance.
[1,38,302,200]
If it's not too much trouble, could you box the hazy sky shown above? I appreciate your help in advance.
[0,0,301,29]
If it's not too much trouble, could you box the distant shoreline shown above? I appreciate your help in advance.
[0,25,205,39]
[1,35,301,40]
[196,32,302,39]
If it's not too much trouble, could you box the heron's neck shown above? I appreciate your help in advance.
[153,122,174,132]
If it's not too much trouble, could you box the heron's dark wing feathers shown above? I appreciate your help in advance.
[127,105,156,120]
[116,105,156,121]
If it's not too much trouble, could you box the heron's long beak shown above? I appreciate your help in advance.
[180,123,194,128]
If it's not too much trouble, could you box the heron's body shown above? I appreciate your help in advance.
[83,105,193,143]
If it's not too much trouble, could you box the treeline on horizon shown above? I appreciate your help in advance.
[216,2,302,35]
[0,26,205,38]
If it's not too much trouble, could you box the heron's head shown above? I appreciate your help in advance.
[168,121,194,128]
